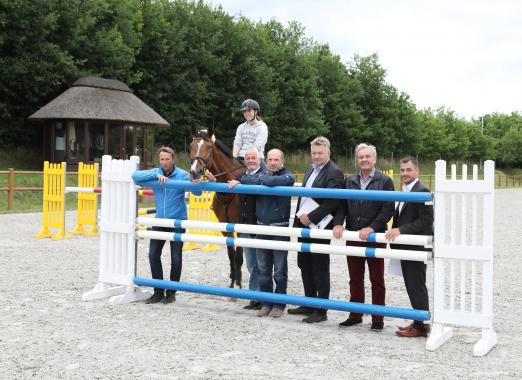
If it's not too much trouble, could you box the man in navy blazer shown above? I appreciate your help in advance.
[385,156,433,338]
[287,136,344,323]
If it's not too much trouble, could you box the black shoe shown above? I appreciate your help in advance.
[370,322,384,331]
[243,301,262,310]
[287,306,314,315]
[162,292,176,304]
[146,292,164,304]
[339,318,362,327]
[302,312,327,323]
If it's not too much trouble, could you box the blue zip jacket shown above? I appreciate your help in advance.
[240,167,295,226]
[132,166,189,220]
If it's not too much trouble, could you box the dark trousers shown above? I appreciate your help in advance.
[401,259,429,331]
[297,237,330,315]
[347,241,386,323]
[149,227,184,293]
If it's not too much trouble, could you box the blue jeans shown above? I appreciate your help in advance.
[149,226,184,293]
[256,234,289,309]
[240,233,260,291]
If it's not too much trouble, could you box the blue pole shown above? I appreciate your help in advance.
[134,277,431,321]
[136,180,432,203]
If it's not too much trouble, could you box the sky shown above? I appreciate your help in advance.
[208,0,522,120]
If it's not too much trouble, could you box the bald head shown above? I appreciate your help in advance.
[266,149,284,173]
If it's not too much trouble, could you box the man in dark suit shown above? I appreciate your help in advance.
[287,136,344,323]
[385,156,433,338]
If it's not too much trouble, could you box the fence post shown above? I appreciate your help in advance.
[8,168,14,210]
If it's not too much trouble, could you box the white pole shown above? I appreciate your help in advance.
[136,230,431,262]
[137,217,433,247]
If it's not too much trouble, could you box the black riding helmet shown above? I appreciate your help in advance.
[240,99,260,114]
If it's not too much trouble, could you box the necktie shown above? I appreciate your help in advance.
[398,185,407,213]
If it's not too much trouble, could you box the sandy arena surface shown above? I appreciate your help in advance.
[1,188,521,379]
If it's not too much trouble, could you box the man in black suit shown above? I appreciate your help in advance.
[287,136,344,323]
[385,156,433,338]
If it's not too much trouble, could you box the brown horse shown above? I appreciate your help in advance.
[189,126,246,288]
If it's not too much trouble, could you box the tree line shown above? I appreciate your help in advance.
[1,0,521,166]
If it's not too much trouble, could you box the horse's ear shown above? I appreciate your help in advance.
[207,125,214,139]
[191,126,198,138]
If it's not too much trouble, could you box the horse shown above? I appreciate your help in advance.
[189,126,247,288]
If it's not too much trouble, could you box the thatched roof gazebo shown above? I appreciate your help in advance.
[29,77,169,168]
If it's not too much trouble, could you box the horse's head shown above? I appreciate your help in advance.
[189,125,215,180]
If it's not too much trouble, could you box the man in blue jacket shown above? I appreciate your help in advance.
[237,149,295,318]
[132,147,189,304]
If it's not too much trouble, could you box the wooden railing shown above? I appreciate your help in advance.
[0,169,79,211]
[0,168,42,210]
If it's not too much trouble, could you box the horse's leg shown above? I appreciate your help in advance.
[226,245,236,288]
[234,246,243,288]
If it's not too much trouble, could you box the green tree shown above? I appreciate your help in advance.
[496,126,522,166]
[0,0,142,148]
[311,44,364,158]
[347,53,419,157]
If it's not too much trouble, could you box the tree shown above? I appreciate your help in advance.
[496,126,522,166]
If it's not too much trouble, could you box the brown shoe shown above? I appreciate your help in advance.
[287,306,314,315]
[395,327,428,338]
[398,322,415,331]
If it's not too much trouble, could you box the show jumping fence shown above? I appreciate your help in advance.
[34,161,99,240]
[82,155,497,357]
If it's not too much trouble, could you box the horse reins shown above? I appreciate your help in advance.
[191,137,245,179]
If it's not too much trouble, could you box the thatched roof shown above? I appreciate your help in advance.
[29,77,169,127]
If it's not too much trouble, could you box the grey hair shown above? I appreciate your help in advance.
[245,147,260,156]
[310,136,330,150]
[355,143,377,159]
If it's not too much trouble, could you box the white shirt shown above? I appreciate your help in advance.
[247,167,261,175]
[298,160,329,214]
[398,178,419,214]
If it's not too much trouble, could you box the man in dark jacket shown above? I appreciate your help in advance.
[385,156,433,338]
[227,147,263,310]
[333,143,395,331]
[288,137,344,323]
[239,149,295,318]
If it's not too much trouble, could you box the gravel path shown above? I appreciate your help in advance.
[1,189,520,379]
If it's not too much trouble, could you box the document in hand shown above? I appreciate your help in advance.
[310,214,333,230]
[296,198,333,229]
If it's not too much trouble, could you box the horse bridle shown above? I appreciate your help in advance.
[191,137,245,179]
[191,137,214,176]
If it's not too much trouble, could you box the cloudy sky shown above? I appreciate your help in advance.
[208,0,522,120]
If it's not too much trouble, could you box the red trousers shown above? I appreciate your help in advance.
[346,242,386,323]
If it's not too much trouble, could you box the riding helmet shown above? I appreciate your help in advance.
[240,99,260,113]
